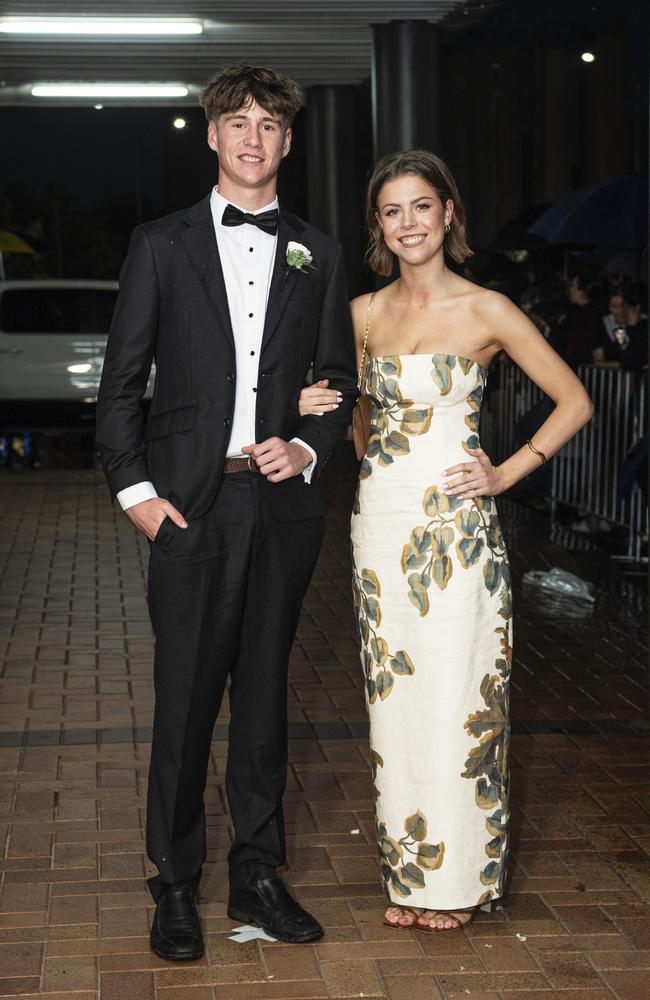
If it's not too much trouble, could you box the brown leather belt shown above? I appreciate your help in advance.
[224,456,255,474]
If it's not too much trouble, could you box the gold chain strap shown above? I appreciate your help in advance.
[357,292,375,390]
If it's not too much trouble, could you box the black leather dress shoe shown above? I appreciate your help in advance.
[228,876,323,943]
[150,881,204,961]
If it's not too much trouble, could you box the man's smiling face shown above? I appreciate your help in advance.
[208,97,291,195]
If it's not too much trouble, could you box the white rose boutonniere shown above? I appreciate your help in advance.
[286,241,314,272]
[282,241,315,289]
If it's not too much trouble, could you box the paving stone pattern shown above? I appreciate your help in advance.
[0,449,648,1000]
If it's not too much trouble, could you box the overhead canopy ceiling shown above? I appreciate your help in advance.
[0,0,479,105]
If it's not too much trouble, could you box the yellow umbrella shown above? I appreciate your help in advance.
[0,229,34,254]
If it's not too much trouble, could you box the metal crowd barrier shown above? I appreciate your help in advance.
[481,360,648,563]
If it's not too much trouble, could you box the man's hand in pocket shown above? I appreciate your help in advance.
[125,498,188,541]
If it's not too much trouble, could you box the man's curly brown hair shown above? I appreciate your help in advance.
[200,64,304,127]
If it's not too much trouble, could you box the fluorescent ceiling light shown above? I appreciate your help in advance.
[32,84,189,98]
[67,363,94,374]
[1,19,202,35]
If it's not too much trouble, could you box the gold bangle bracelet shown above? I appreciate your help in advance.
[526,439,547,465]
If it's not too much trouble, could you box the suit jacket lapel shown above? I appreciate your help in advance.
[179,197,235,352]
[260,211,304,355]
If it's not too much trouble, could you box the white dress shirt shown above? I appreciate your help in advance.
[116,187,316,511]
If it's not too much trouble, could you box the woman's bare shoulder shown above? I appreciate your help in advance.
[350,288,388,336]
[350,291,374,317]
[471,285,519,320]
[450,282,520,332]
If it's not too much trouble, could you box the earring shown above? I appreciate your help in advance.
[444,223,451,234]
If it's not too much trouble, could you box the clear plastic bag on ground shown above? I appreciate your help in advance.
[521,567,595,603]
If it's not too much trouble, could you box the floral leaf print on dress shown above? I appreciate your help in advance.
[352,565,416,704]
[361,357,432,478]
[351,354,512,909]
[378,812,445,898]
[374,753,445,899]
[462,593,512,895]
[402,489,509,609]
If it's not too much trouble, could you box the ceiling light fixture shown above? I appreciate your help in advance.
[581,51,596,63]
[173,117,187,129]
[32,83,189,99]
[1,19,202,35]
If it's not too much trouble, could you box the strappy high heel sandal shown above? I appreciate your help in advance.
[415,900,493,933]
[383,905,422,930]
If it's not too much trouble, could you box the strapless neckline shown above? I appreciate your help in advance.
[369,353,489,375]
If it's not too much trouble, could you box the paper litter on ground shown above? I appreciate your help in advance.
[228,924,277,943]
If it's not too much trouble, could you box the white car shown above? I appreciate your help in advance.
[0,279,154,428]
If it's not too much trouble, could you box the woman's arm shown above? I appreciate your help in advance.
[297,378,342,416]
[298,291,373,416]
[443,292,594,498]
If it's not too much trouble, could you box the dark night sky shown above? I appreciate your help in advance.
[1,104,308,276]
[1,104,307,216]
[4,106,220,212]
[1,0,645,278]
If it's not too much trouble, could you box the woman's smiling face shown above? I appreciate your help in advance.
[376,173,453,268]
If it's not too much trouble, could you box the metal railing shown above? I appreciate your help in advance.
[481,361,648,563]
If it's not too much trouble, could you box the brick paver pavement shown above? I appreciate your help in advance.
[0,446,648,1000]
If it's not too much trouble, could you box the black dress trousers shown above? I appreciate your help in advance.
[145,470,324,900]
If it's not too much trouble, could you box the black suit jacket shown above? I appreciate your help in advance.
[96,195,357,521]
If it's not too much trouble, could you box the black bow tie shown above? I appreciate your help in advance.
[221,204,279,236]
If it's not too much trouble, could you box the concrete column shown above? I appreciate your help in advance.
[371,20,442,160]
[305,84,369,295]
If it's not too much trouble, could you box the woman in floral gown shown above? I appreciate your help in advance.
[299,150,592,931]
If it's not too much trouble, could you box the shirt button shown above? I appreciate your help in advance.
[249,247,254,253]
[223,417,231,428]
[248,312,253,318]
[249,280,254,285]
[259,417,265,424]
[226,372,235,383]
[252,387,257,393]
[250,350,255,356]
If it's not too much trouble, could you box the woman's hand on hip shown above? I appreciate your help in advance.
[441,448,505,499]
[298,379,342,416]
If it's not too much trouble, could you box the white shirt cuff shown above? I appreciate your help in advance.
[291,437,317,484]
[116,481,159,510]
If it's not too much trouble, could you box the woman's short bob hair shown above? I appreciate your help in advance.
[366,149,473,276]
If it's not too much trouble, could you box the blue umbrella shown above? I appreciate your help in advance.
[527,174,647,250]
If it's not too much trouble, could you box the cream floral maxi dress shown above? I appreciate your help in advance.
[350,352,512,910]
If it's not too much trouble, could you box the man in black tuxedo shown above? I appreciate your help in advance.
[96,64,356,960]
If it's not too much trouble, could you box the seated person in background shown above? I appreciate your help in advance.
[572,280,647,536]
[617,282,648,373]
[550,271,604,369]
[520,281,566,340]
[594,284,629,363]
